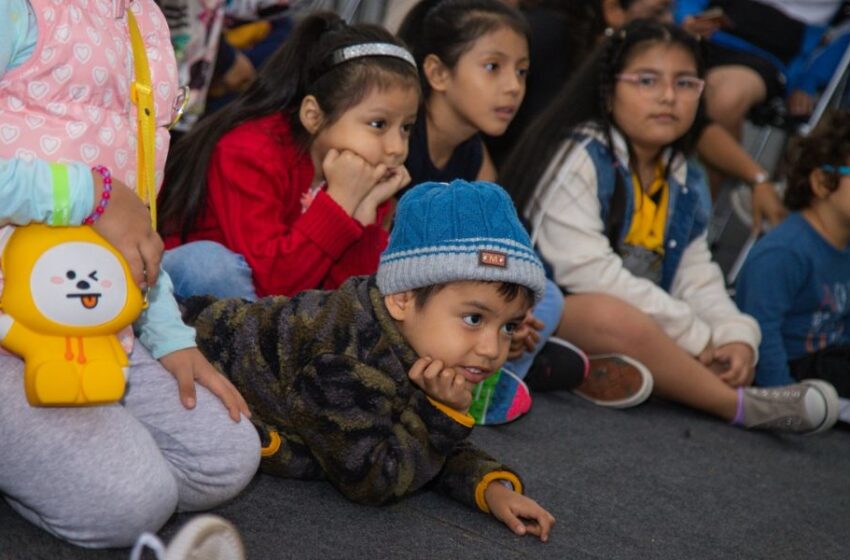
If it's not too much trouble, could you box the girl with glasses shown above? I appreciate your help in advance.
[500,19,840,435]
[737,110,850,424]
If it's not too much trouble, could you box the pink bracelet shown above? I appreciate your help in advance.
[84,165,112,225]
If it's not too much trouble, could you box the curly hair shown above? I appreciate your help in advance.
[784,110,850,210]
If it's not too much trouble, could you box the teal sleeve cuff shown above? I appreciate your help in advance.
[66,161,95,224]
[135,270,198,359]
[0,0,38,75]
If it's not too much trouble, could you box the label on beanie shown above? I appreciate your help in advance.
[479,251,507,268]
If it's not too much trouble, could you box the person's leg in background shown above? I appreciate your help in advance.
[163,240,258,301]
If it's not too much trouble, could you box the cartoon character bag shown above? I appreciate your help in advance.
[0,225,144,405]
[0,10,174,406]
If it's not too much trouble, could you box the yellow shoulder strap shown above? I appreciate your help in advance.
[127,10,157,231]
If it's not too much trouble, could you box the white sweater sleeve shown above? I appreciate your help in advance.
[528,147,713,356]
[669,232,761,362]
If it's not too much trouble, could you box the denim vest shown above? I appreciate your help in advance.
[576,127,712,292]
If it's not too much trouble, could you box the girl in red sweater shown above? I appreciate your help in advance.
[158,12,420,299]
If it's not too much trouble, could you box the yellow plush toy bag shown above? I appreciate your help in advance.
[0,11,163,406]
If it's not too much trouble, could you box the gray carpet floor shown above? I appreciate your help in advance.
[2,392,847,560]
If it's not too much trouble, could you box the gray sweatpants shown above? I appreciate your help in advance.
[0,344,260,548]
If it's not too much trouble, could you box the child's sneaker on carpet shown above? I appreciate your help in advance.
[737,380,839,435]
[129,515,245,560]
[469,368,532,425]
[572,354,653,409]
[524,337,589,392]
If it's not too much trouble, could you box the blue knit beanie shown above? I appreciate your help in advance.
[377,180,546,302]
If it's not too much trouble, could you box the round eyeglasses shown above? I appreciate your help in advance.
[616,72,705,99]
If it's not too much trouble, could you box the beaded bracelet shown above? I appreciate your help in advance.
[84,165,112,225]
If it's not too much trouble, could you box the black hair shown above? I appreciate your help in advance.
[519,0,607,80]
[501,19,704,246]
[159,12,420,241]
[412,281,535,309]
[397,0,530,100]
[785,110,850,210]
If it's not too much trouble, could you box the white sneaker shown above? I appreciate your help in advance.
[130,515,245,560]
[572,354,654,409]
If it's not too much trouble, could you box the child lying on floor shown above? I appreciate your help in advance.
[183,180,556,541]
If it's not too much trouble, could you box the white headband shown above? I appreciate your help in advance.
[328,42,416,69]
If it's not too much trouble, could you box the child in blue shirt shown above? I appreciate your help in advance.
[737,110,850,423]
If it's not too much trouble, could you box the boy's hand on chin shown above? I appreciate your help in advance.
[508,313,543,360]
[408,356,473,413]
[159,347,252,422]
[485,482,555,542]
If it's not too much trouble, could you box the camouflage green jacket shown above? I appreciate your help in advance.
[185,275,521,510]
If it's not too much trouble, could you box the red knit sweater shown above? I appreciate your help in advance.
[163,114,390,297]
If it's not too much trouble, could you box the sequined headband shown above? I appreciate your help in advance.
[328,42,416,69]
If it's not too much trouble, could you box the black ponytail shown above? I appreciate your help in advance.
[160,12,419,241]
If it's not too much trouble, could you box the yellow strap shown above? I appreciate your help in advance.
[127,10,157,231]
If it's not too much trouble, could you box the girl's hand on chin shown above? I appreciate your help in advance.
[322,148,380,215]
[352,166,411,225]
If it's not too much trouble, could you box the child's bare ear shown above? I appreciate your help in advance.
[384,291,416,321]
[423,54,450,93]
[809,168,832,199]
[299,95,324,134]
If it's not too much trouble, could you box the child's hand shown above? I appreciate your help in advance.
[711,342,755,388]
[681,15,722,38]
[408,357,473,413]
[696,343,714,367]
[159,347,251,422]
[322,149,387,216]
[751,181,788,233]
[352,165,411,225]
[484,481,555,542]
[92,173,163,291]
[508,312,544,360]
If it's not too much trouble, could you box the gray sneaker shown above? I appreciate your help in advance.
[740,380,840,435]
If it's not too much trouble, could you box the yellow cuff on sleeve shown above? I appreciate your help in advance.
[426,397,475,428]
[224,21,271,49]
[474,470,524,513]
[260,430,282,458]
